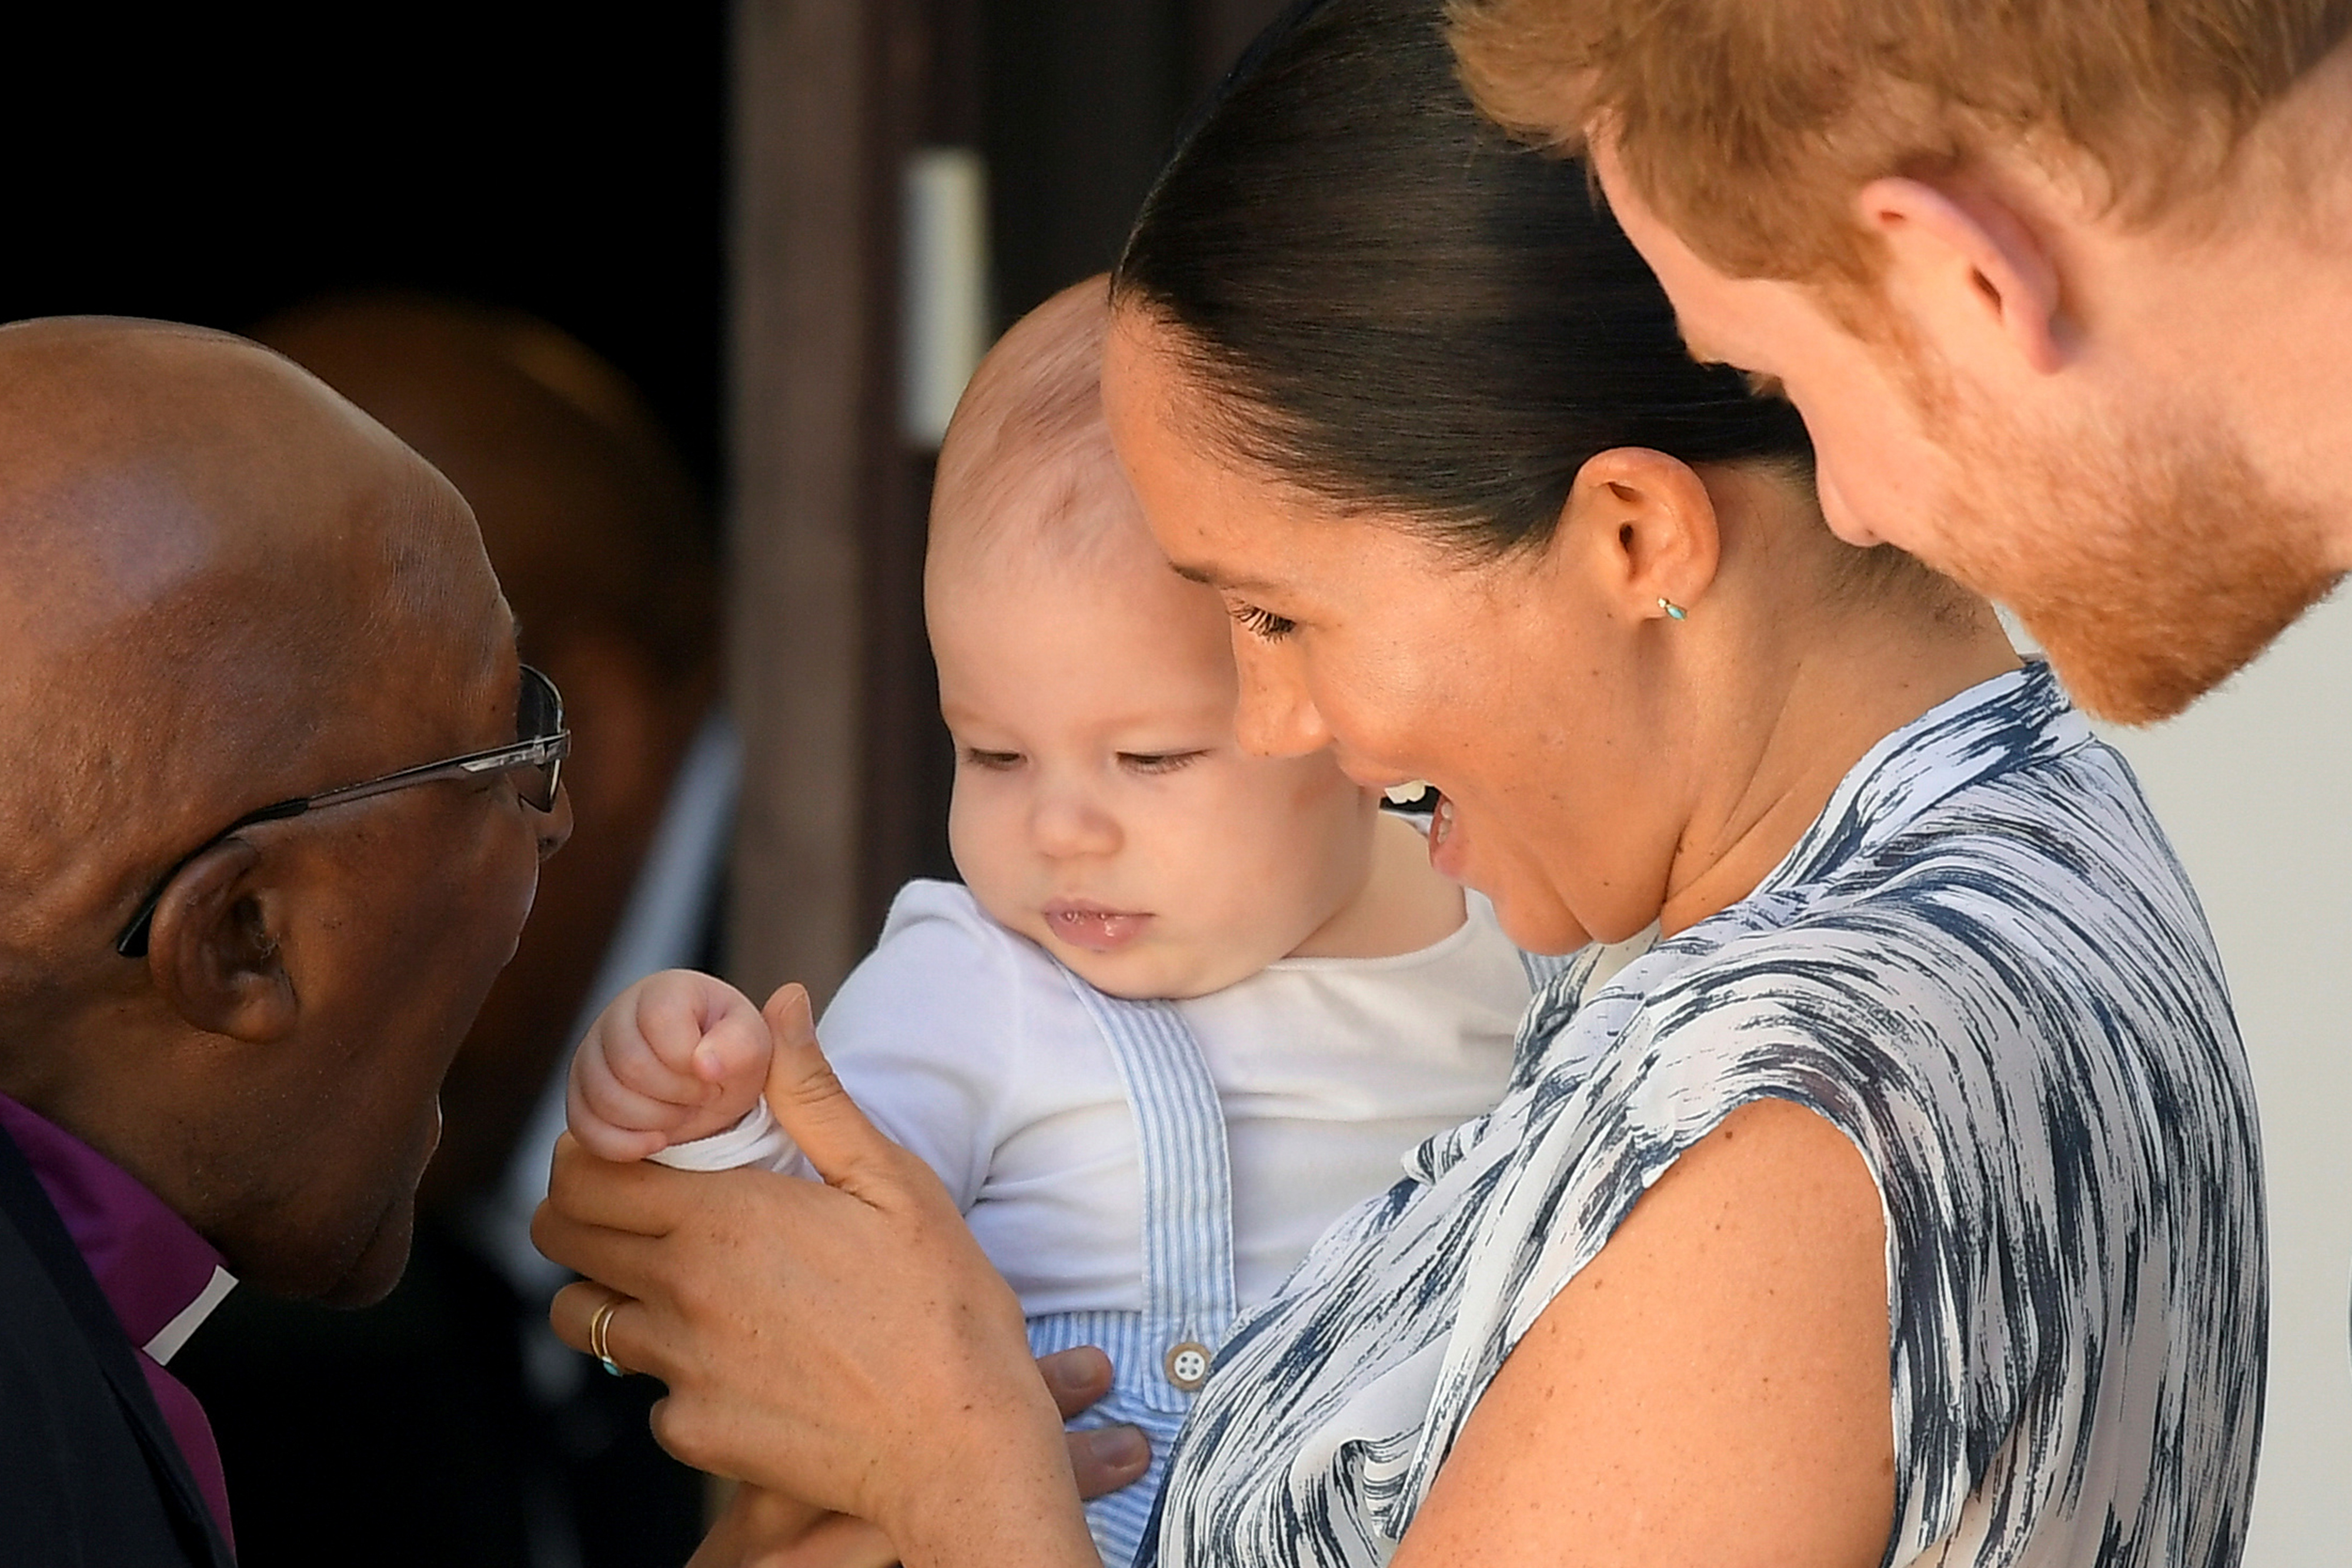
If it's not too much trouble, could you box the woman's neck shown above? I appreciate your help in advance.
[1658,593,2020,937]
[1291,810,1467,959]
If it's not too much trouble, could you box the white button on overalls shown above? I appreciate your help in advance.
[1164,1340,1212,1392]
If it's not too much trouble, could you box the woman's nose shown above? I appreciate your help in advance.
[1232,641,1331,759]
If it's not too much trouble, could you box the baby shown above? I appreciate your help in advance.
[566,278,1539,1567]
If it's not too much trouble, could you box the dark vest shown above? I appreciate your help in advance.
[0,1122,237,1566]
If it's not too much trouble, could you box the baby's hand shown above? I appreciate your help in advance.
[567,969,775,1161]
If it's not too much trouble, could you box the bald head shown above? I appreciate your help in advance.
[929,275,1158,593]
[0,315,555,1304]
[0,317,503,985]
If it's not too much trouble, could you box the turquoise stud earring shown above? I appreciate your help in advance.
[1658,597,1687,621]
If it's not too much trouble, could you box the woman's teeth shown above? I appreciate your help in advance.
[1384,780,1432,805]
[1431,795,1455,846]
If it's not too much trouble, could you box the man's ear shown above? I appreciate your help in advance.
[1560,447,1723,620]
[145,838,299,1041]
[1856,175,2067,375]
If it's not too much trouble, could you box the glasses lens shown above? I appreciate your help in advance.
[519,666,563,743]
[514,666,566,812]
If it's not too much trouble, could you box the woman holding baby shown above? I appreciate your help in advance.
[535,1,2265,1564]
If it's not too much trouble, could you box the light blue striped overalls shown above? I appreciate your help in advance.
[1031,949,1573,1568]
[1025,970,1235,1568]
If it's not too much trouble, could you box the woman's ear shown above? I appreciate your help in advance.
[1561,447,1723,622]
[145,837,299,1042]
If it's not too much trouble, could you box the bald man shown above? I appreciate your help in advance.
[0,318,570,1565]
[173,296,724,1568]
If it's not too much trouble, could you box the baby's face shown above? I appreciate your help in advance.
[934,541,1378,999]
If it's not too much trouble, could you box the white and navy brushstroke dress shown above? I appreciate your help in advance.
[1141,663,2265,1567]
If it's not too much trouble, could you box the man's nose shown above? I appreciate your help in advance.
[536,783,575,862]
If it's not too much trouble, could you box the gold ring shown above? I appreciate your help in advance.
[588,1295,628,1378]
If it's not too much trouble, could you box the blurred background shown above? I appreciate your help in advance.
[5,3,2341,1564]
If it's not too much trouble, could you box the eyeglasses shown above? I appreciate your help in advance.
[113,664,572,958]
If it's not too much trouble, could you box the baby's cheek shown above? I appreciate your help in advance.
[947,792,1025,925]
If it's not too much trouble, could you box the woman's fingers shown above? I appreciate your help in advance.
[543,1133,694,1234]
[532,1032,1090,1550]
[546,1281,672,1383]
[1067,1425,1151,1500]
[759,985,897,1191]
[533,1193,673,1304]
[1038,1345,1113,1417]
[1035,1348,1148,1498]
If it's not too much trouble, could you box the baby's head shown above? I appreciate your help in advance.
[928,277,1378,999]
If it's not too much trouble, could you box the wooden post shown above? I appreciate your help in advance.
[726,0,911,1007]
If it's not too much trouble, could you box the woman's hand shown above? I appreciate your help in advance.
[533,985,1103,1566]
[686,1348,1148,1568]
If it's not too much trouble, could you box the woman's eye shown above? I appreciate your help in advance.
[959,748,1024,771]
[1119,751,1207,775]
[1230,602,1297,641]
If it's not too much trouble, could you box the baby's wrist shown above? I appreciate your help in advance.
[649,1098,791,1173]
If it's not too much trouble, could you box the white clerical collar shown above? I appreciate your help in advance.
[145,1264,237,1365]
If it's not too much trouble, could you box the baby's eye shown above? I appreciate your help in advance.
[1228,602,1297,641]
[1118,750,1207,775]
[959,747,1024,771]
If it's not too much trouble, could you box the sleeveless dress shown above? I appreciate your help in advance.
[1141,663,2266,1567]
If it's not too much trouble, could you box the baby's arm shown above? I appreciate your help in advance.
[567,969,775,1162]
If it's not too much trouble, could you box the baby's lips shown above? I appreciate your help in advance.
[1045,903,1152,953]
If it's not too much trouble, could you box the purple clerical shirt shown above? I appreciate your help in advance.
[0,1092,237,1552]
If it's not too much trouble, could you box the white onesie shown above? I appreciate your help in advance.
[669,875,1536,1566]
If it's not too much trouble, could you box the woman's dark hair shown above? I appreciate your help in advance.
[1113,0,1815,556]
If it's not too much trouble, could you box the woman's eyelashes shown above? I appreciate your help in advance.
[959,747,1024,771]
[1229,601,1297,641]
